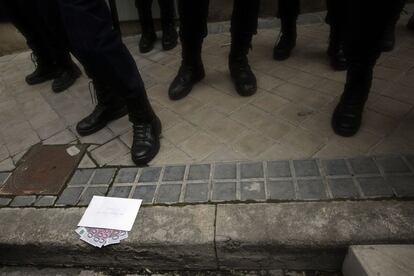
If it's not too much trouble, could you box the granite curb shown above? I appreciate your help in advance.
[0,200,413,270]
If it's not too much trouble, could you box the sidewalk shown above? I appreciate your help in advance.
[1,16,413,170]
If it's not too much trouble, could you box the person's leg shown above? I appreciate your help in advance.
[332,0,398,137]
[273,0,300,61]
[135,0,157,53]
[168,0,209,100]
[158,0,178,50]
[326,0,347,71]
[36,0,82,93]
[408,12,414,31]
[229,0,260,96]
[3,0,61,85]
[381,0,406,52]
[57,0,160,166]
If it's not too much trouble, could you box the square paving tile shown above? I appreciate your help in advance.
[133,185,157,203]
[185,183,209,203]
[357,177,394,197]
[212,182,237,201]
[241,181,265,201]
[267,180,295,200]
[328,178,360,199]
[0,144,86,196]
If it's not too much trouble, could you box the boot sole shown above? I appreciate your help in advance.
[131,117,162,166]
[52,68,82,93]
[76,107,128,137]
[25,73,59,85]
[168,72,205,101]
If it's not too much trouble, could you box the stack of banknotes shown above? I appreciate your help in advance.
[75,227,128,248]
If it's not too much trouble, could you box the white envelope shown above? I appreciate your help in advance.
[78,196,142,231]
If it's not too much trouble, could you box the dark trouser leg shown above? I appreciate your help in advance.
[35,0,82,92]
[57,0,160,166]
[326,0,347,70]
[168,0,209,100]
[135,0,157,53]
[332,0,398,137]
[229,0,260,96]
[382,0,406,51]
[158,0,178,50]
[57,0,155,123]
[274,0,300,60]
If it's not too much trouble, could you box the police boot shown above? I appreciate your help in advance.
[381,24,396,52]
[25,54,60,85]
[168,41,205,101]
[76,81,128,136]
[332,65,372,137]
[162,22,178,51]
[52,61,82,93]
[273,17,297,61]
[229,35,257,97]
[127,101,161,166]
[327,27,347,71]
[139,27,157,53]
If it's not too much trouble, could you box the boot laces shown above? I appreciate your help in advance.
[133,123,151,141]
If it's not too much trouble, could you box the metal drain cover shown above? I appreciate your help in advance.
[0,144,86,196]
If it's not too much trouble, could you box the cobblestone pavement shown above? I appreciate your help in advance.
[1,154,412,207]
[0,14,414,171]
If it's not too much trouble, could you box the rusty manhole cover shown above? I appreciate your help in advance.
[0,144,86,196]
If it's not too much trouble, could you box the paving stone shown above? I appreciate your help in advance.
[90,168,116,185]
[185,183,209,202]
[156,184,182,203]
[187,164,211,181]
[212,182,237,201]
[349,157,379,175]
[133,185,156,203]
[9,195,36,207]
[68,169,94,186]
[267,161,291,178]
[0,198,12,206]
[328,178,360,199]
[241,181,265,201]
[0,173,10,185]
[77,154,96,169]
[139,167,162,183]
[297,179,327,200]
[240,162,264,179]
[55,187,84,206]
[162,166,186,182]
[34,196,57,207]
[357,177,394,197]
[376,156,411,174]
[108,186,132,198]
[323,159,350,176]
[214,163,237,180]
[293,160,320,177]
[78,187,109,206]
[115,168,139,183]
[267,180,295,200]
[387,176,414,197]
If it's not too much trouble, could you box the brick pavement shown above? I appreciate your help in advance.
[0,13,413,170]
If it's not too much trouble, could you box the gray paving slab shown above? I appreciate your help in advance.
[212,182,237,201]
[156,184,182,203]
[34,196,57,207]
[328,178,360,199]
[185,183,209,203]
[323,159,350,176]
[133,185,157,204]
[162,166,186,182]
[240,162,264,179]
[139,167,162,183]
[293,160,320,177]
[214,163,237,180]
[376,156,411,174]
[55,187,83,206]
[187,164,211,181]
[267,180,295,200]
[108,185,132,198]
[9,195,36,207]
[241,181,265,201]
[297,179,327,200]
[0,198,12,206]
[349,157,379,175]
[357,177,394,197]
[68,169,94,186]
[90,168,116,185]
[78,187,109,206]
[267,161,291,178]
[386,175,414,197]
[115,168,139,183]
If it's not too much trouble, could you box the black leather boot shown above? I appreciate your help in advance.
[52,62,82,93]
[168,41,205,101]
[332,66,373,137]
[229,36,257,97]
[381,24,396,52]
[273,17,297,61]
[127,102,161,166]
[139,31,157,53]
[327,28,347,71]
[25,54,60,85]
[76,81,128,136]
[162,23,178,51]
